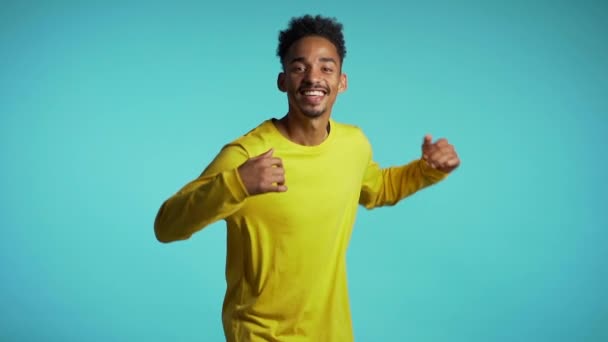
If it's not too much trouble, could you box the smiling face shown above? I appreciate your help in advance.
[278,36,347,119]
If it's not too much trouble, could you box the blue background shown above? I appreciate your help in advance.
[1,1,607,341]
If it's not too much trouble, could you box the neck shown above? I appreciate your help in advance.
[275,112,330,146]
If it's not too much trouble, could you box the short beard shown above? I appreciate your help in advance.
[301,107,326,118]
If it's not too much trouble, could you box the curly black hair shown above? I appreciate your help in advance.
[277,14,346,67]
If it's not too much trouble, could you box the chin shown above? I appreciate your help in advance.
[300,106,326,118]
[302,110,325,118]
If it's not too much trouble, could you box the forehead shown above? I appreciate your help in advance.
[285,36,340,63]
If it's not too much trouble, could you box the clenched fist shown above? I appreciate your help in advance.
[421,134,460,173]
[238,148,287,195]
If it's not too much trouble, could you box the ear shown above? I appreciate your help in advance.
[338,73,348,93]
[277,72,287,92]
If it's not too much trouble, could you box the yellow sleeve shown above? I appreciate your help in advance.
[359,157,448,209]
[154,144,250,243]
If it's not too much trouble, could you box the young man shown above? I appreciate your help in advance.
[154,14,460,342]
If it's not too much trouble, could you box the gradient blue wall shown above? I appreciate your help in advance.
[1,1,606,341]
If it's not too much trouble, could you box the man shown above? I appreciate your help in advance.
[154,14,460,342]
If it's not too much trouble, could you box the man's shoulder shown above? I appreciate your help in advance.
[235,119,274,139]
[224,119,276,157]
[332,119,371,144]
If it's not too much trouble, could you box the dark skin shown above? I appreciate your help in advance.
[422,134,460,173]
[238,36,460,196]
[275,35,348,147]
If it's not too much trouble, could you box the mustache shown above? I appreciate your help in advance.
[298,82,329,94]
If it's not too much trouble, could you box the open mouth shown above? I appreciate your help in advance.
[300,89,327,96]
[299,88,327,104]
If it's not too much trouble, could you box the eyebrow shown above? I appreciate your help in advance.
[289,57,338,65]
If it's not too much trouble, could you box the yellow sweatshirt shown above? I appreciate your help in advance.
[154,118,447,341]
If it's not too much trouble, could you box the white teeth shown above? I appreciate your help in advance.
[303,90,324,96]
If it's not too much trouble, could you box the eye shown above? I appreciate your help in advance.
[322,66,334,73]
[292,65,306,73]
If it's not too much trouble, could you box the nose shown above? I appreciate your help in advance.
[303,66,322,84]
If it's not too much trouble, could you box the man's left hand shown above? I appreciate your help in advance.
[421,134,460,173]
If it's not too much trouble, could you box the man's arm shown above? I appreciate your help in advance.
[154,145,287,243]
[359,158,447,209]
[359,134,459,209]
[153,145,249,242]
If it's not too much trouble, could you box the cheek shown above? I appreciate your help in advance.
[287,78,303,91]
[332,76,344,89]
[331,82,343,94]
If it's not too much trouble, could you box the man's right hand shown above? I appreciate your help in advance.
[237,148,287,195]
